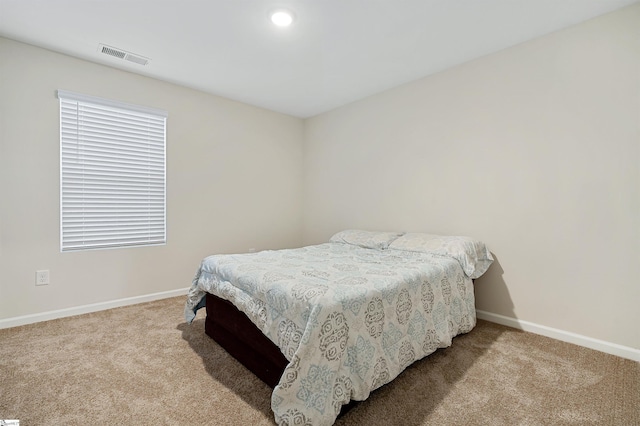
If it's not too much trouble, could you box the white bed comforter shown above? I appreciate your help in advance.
[185,242,478,426]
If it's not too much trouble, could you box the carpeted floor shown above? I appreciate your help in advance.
[0,296,638,425]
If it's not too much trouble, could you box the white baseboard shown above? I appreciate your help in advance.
[476,310,640,362]
[0,288,190,330]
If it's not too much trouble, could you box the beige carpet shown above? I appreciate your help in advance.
[0,296,638,425]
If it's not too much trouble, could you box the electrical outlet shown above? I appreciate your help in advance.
[36,270,49,286]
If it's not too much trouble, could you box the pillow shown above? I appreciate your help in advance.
[329,229,405,250]
[388,233,493,279]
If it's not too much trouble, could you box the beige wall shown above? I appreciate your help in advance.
[303,6,640,349]
[0,38,304,319]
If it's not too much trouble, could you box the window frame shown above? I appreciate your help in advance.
[57,90,168,252]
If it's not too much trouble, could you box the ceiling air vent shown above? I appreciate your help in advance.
[98,44,150,66]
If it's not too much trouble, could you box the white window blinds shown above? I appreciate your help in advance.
[58,90,167,251]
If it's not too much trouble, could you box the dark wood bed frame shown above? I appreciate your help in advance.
[205,293,289,388]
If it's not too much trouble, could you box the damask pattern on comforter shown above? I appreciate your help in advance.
[185,242,477,426]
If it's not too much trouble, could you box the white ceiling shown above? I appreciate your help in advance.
[0,0,637,118]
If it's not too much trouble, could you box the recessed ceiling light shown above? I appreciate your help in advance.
[270,9,294,27]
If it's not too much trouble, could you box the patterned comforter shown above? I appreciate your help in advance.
[185,238,488,426]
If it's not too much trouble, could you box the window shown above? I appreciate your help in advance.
[58,90,167,251]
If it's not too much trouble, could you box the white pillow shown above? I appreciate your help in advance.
[388,233,493,279]
[329,229,405,250]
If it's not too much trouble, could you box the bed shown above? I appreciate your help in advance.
[185,230,493,426]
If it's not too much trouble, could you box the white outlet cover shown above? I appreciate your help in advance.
[36,270,50,285]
